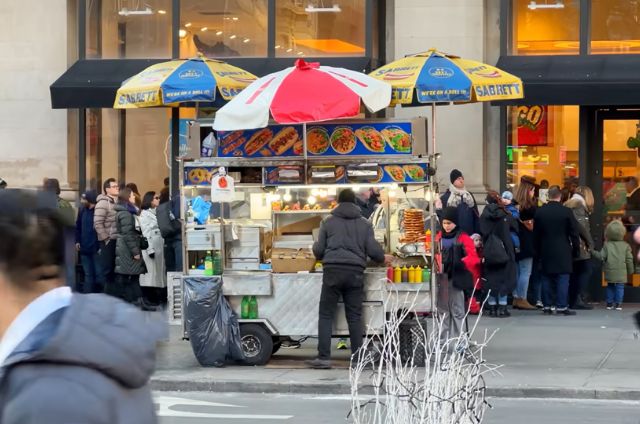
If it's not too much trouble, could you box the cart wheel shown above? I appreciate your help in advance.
[240,324,273,366]
[272,341,282,355]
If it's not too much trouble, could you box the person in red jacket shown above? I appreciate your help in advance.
[436,207,480,347]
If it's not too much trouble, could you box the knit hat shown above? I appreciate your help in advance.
[470,233,482,243]
[441,206,458,225]
[450,169,463,184]
[501,191,513,201]
[82,189,98,205]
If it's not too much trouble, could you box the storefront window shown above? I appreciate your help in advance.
[180,0,268,58]
[86,0,172,59]
[511,0,580,55]
[507,105,579,187]
[591,0,640,54]
[86,109,120,192]
[275,0,366,57]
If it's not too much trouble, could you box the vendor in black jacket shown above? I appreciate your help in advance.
[307,188,389,369]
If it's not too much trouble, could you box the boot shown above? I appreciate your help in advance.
[487,305,498,317]
[518,299,537,310]
[572,295,593,310]
[512,298,522,310]
[498,305,511,318]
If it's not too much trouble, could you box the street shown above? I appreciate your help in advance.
[156,392,640,424]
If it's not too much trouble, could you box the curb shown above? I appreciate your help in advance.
[150,378,640,400]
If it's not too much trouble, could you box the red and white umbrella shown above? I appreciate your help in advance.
[212,59,392,131]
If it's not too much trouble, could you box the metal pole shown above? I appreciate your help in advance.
[430,102,438,311]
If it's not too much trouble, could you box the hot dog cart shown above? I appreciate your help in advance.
[180,118,435,365]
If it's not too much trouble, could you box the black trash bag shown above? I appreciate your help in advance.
[184,277,244,367]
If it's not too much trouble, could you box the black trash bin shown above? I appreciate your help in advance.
[183,277,244,367]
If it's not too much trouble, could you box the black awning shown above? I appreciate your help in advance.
[50,57,373,109]
[50,59,166,109]
[495,54,640,106]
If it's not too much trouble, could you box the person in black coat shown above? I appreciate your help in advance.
[533,186,580,316]
[75,190,100,293]
[480,191,517,318]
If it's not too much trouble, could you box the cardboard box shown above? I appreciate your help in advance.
[271,248,316,273]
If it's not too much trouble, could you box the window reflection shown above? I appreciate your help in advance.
[511,0,580,55]
[591,0,640,54]
[180,0,268,58]
[276,0,366,57]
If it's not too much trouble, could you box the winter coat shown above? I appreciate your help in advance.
[505,203,521,252]
[114,204,146,276]
[534,201,580,275]
[439,189,480,236]
[565,195,595,261]
[139,208,166,288]
[94,194,118,241]
[435,229,480,291]
[480,203,517,295]
[157,201,182,240]
[313,202,385,271]
[0,294,160,424]
[75,206,98,255]
[516,204,537,260]
[592,220,634,283]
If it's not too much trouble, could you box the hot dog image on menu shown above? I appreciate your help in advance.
[244,128,274,156]
[220,130,244,148]
[269,126,299,156]
[222,137,246,155]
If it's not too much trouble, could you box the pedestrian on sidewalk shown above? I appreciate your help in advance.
[307,189,390,369]
[0,190,160,424]
[75,190,101,293]
[126,182,142,210]
[534,186,580,316]
[437,169,480,236]
[95,178,119,288]
[512,176,538,310]
[157,188,183,272]
[139,191,166,306]
[480,191,517,318]
[565,186,596,310]
[592,220,633,311]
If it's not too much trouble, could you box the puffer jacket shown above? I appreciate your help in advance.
[312,202,385,271]
[480,203,517,295]
[565,194,594,261]
[114,204,146,275]
[94,194,118,241]
[592,220,634,283]
[0,294,162,424]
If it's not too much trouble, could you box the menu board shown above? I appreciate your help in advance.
[266,163,429,186]
[184,166,218,186]
[216,121,415,158]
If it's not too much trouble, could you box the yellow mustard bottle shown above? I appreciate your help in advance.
[408,266,416,283]
[393,267,402,283]
[401,266,409,283]
[415,265,422,283]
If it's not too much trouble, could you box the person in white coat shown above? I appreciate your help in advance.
[139,191,166,305]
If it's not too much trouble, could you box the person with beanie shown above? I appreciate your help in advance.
[307,188,390,369]
[437,169,480,236]
[75,190,101,293]
[435,206,479,349]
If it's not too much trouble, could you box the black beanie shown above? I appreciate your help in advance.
[441,206,458,225]
[450,169,463,184]
[338,188,356,204]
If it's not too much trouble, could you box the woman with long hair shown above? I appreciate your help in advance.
[512,176,538,310]
[565,186,595,309]
[139,191,166,305]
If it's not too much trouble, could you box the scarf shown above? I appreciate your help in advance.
[447,184,475,209]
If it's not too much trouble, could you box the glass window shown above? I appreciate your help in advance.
[511,0,580,55]
[86,0,172,59]
[86,109,120,192]
[276,0,366,57]
[180,0,268,58]
[591,0,640,54]
[507,105,579,188]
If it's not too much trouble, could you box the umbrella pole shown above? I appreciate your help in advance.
[430,102,437,309]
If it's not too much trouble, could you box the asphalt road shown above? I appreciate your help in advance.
[156,392,640,424]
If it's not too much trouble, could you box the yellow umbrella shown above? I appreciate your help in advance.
[114,56,257,109]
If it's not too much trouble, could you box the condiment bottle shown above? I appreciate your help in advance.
[408,266,416,283]
[387,266,394,283]
[394,267,402,283]
[425,229,432,253]
[415,265,422,283]
[401,266,409,283]
[422,267,431,288]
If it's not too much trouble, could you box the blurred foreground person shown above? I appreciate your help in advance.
[0,190,160,424]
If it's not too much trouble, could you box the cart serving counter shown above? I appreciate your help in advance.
[180,118,435,365]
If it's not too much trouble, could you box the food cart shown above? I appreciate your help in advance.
[180,117,435,365]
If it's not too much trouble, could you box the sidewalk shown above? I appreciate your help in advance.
[152,306,640,399]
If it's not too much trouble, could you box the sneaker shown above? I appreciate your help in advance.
[535,301,544,309]
[606,303,613,310]
[557,308,576,316]
[615,304,622,311]
[543,308,554,315]
[305,358,332,369]
[336,339,349,350]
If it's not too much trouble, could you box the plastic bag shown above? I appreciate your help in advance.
[183,277,244,367]
[192,196,211,225]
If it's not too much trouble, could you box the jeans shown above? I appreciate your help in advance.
[569,259,593,307]
[80,252,103,293]
[606,283,625,305]
[541,273,570,310]
[96,239,116,286]
[515,258,533,299]
[487,295,508,306]
[437,274,466,344]
[318,268,364,360]
[529,262,543,304]
[165,238,183,272]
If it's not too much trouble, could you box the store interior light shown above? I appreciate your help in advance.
[201,27,208,32]
[185,22,192,27]
[232,17,239,21]
[230,34,237,39]
[118,7,153,16]
[305,4,342,13]
[216,30,223,36]
[527,1,565,10]
[157,9,167,14]
[179,29,187,38]
[275,45,281,49]
[243,38,250,43]
[286,48,293,53]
